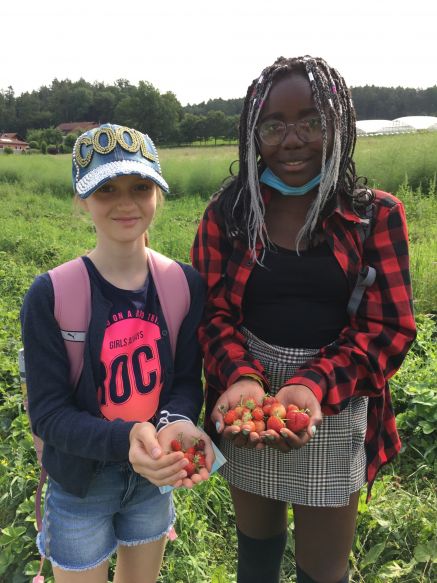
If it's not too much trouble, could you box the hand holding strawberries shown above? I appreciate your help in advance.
[129,421,187,487]
[157,421,215,488]
[129,420,214,489]
[266,384,322,451]
[212,378,265,448]
[213,383,322,453]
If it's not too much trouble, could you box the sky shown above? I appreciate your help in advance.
[2,0,436,106]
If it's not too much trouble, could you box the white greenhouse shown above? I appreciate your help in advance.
[356,116,437,136]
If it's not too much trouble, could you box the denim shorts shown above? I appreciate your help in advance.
[37,462,175,571]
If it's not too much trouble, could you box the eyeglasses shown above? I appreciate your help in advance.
[257,117,323,146]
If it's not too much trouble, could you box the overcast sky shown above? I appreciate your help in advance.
[2,0,436,105]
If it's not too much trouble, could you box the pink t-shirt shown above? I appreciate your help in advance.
[83,258,164,423]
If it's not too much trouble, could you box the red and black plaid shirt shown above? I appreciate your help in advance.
[191,186,416,497]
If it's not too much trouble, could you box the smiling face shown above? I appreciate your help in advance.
[257,72,332,188]
[80,174,157,248]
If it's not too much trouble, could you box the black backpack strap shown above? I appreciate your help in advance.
[347,265,376,317]
[347,203,376,317]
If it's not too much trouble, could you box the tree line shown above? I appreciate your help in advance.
[1,78,436,146]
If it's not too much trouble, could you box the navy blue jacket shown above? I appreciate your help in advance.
[20,259,205,497]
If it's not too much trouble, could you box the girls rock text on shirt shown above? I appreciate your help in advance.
[97,308,162,422]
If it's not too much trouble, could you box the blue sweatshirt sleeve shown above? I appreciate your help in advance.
[155,264,205,430]
[20,274,135,462]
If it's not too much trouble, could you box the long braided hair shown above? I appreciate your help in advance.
[216,55,373,254]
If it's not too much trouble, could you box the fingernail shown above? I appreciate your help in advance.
[311,426,317,436]
[267,435,275,441]
[215,421,221,432]
[232,430,239,435]
[151,447,161,458]
[241,429,249,436]
[280,431,288,438]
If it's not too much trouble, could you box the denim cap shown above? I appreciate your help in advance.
[72,123,169,199]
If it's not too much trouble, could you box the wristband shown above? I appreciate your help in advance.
[156,410,194,434]
[240,374,264,388]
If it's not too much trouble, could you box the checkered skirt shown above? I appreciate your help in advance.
[219,327,368,507]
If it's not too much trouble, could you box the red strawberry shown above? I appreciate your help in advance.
[185,446,197,456]
[185,461,197,477]
[223,409,238,425]
[267,416,285,432]
[262,403,273,416]
[252,406,264,421]
[170,439,182,452]
[286,411,310,433]
[270,402,286,419]
[262,395,277,405]
[286,404,300,414]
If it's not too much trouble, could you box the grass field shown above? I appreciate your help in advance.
[1,131,436,198]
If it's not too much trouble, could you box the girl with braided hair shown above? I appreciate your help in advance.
[191,56,415,583]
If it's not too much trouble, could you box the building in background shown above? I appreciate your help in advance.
[357,116,437,136]
[56,122,99,135]
[0,133,29,152]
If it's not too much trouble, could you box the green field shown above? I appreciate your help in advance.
[1,131,436,198]
[0,138,436,582]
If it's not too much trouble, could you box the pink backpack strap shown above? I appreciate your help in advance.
[48,257,91,388]
[146,248,190,359]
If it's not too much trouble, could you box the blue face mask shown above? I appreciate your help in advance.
[260,167,321,196]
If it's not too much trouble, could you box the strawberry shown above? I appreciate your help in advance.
[252,406,264,421]
[267,416,285,432]
[270,402,286,419]
[286,404,300,414]
[195,438,206,451]
[240,406,252,417]
[244,398,257,410]
[241,411,253,423]
[286,411,310,433]
[184,450,195,462]
[223,409,238,425]
[262,395,277,405]
[241,420,256,433]
[185,446,197,456]
[262,403,273,416]
[194,453,206,469]
[170,439,182,452]
[185,461,197,477]
[253,419,266,433]
[233,405,245,418]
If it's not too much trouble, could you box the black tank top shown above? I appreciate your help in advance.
[242,241,349,348]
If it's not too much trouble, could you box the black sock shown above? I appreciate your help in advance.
[236,527,287,583]
[296,563,349,583]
